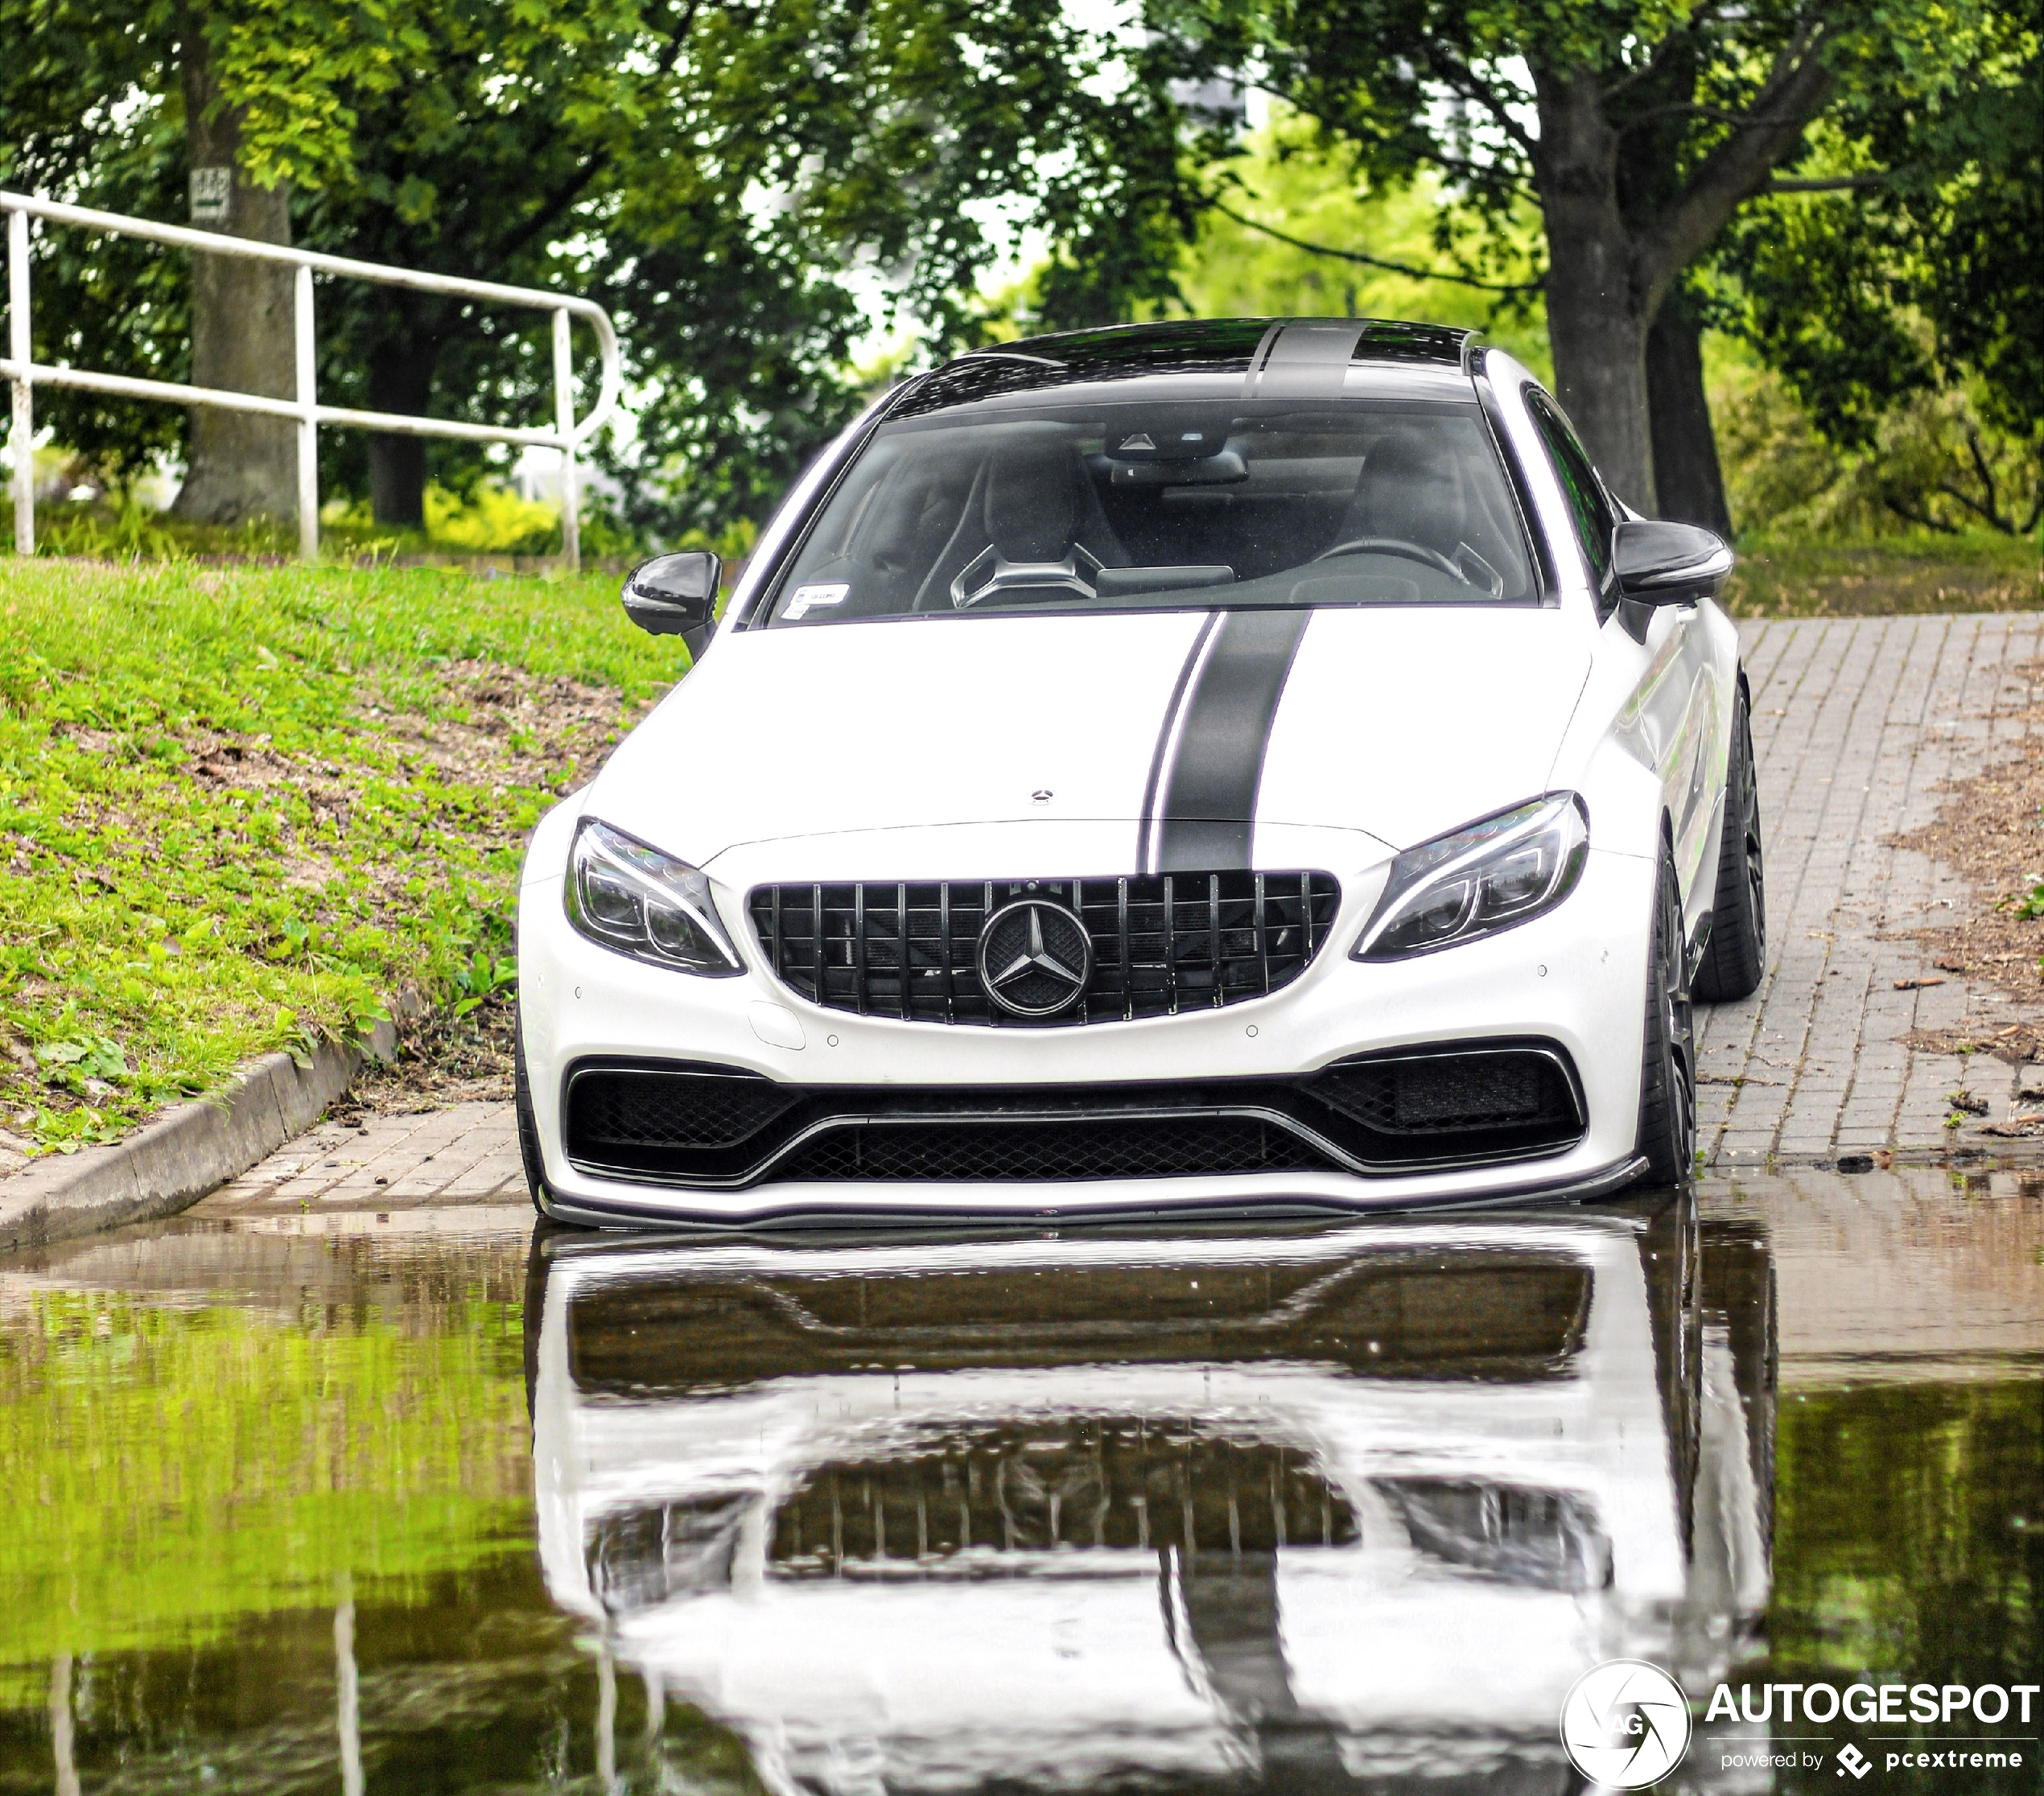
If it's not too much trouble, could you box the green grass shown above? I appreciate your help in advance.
[1722,529,2042,617]
[0,557,680,1151]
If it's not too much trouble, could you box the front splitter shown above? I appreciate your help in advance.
[535,1153,1657,1232]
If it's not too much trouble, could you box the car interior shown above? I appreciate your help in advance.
[765,402,1539,624]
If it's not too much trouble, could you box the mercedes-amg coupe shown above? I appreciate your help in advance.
[514,318,1765,1226]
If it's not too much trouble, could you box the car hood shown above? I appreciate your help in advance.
[588,608,1591,866]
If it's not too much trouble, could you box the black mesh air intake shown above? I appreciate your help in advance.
[1309,1051,1580,1139]
[773,1116,1333,1183]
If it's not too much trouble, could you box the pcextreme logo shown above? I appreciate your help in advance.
[1560,1660,1692,1788]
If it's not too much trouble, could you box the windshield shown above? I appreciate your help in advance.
[759,397,1536,626]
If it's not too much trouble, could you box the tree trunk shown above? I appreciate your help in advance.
[169,20,299,525]
[1531,71,1657,513]
[365,332,443,528]
[1646,294,1733,534]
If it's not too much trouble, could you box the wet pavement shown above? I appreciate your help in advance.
[2,1167,2039,1794]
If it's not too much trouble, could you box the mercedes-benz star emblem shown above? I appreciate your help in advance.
[976,898,1093,1018]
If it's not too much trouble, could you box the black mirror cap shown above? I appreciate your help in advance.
[622,551,722,657]
[1612,520,1733,607]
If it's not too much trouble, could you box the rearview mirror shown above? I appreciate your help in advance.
[1611,520,1733,607]
[622,551,722,659]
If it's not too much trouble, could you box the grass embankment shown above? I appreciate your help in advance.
[1721,529,2041,617]
[0,559,678,1152]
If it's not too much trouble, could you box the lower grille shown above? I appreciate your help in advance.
[775,1117,1331,1183]
[748,872,1340,1026]
[562,1043,1585,1189]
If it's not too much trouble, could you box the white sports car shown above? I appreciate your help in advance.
[514,318,1765,1228]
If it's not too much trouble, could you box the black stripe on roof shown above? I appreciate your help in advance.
[894,317,1474,418]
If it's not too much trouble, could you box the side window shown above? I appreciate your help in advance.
[1524,389,1617,595]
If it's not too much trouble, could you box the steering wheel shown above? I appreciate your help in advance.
[1312,535,1465,581]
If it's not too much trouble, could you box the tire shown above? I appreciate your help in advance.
[1692,678,1766,1001]
[1636,842,1697,1184]
[512,1003,550,1219]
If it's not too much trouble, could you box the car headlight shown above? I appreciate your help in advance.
[564,818,744,974]
[1354,794,1589,961]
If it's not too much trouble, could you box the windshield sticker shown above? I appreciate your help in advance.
[785,582,851,620]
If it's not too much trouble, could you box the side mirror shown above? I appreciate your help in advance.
[622,551,723,660]
[1612,520,1733,607]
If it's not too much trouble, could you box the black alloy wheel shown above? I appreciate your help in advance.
[1636,842,1697,1184]
[512,1003,550,1218]
[1693,678,1767,1001]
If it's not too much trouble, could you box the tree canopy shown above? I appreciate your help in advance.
[1721,0,2042,529]
[2,0,2037,540]
[0,0,1189,532]
[1143,0,2029,518]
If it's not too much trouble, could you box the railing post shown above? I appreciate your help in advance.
[334,1582,363,1796]
[8,206,31,557]
[553,306,579,574]
[294,264,318,566]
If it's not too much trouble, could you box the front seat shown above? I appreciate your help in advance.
[1334,430,1467,561]
[924,433,1126,608]
[984,436,1080,565]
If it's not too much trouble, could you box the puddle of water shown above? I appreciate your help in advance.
[0,1170,2036,1793]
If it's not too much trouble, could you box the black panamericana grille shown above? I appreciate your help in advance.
[581,1424,1360,1612]
[748,873,1340,1026]
[562,1042,1585,1190]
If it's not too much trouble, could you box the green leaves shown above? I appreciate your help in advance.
[35,1036,129,1080]
[1719,1,2041,466]
[451,949,517,1018]
[203,0,413,192]
[3,0,1212,536]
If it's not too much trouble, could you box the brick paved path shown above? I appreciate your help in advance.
[1701,612,2042,1167]
[192,613,2043,1222]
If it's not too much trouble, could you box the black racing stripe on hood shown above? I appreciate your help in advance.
[1145,608,1311,873]
[1135,611,1221,876]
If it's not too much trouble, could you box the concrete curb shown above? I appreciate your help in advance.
[0,1017,399,1254]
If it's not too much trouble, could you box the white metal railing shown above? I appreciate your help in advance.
[1,189,621,569]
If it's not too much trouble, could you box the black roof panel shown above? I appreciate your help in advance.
[893,318,1475,419]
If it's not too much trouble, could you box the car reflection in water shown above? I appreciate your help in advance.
[525,1197,1774,1791]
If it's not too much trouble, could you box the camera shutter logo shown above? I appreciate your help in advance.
[1560,1660,1692,1788]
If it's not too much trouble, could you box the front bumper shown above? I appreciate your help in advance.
[517,843,1657,1224]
